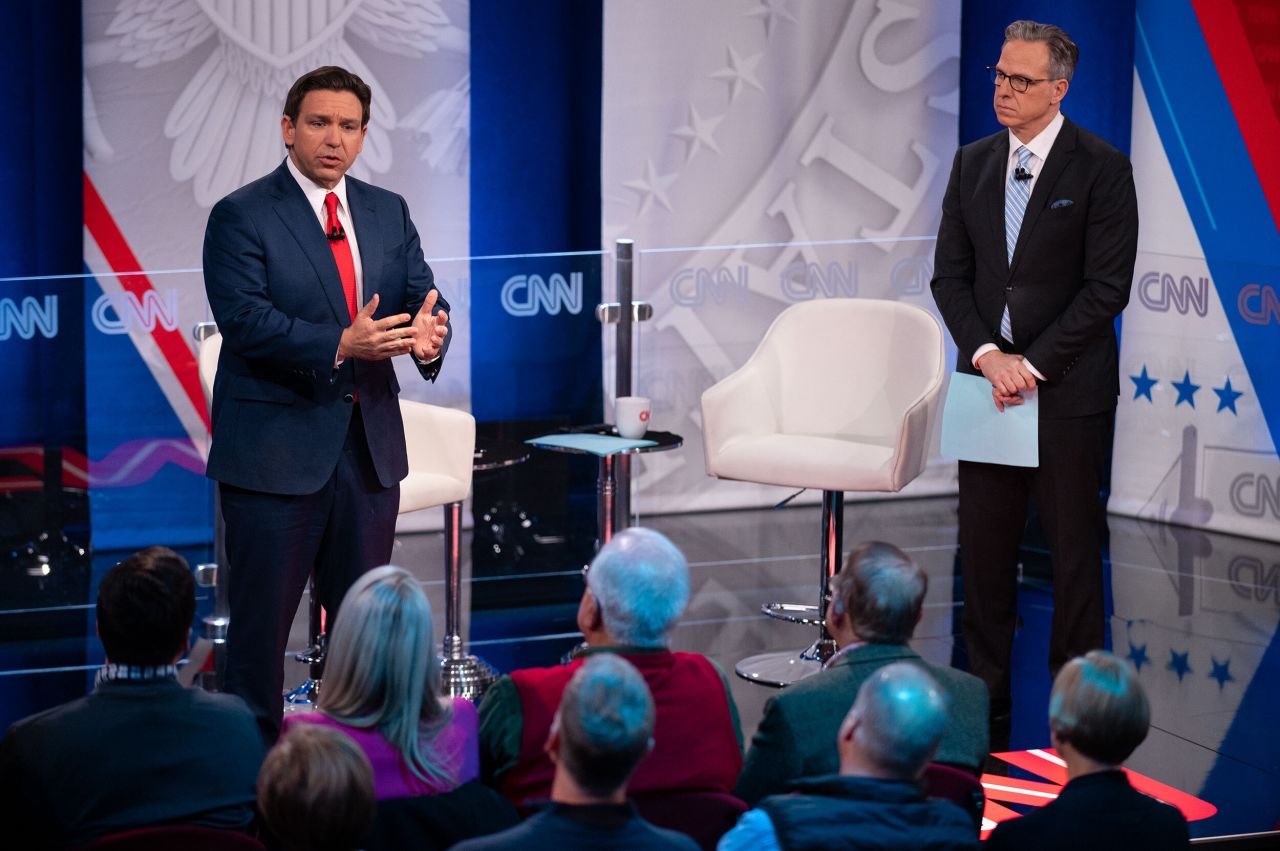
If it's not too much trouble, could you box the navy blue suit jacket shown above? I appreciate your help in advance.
[202,160,450,495]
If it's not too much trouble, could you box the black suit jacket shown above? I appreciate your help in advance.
[202,160,450,495]
[0,679,266,849]
[985,770,1190,850]
[931,117,1138,418]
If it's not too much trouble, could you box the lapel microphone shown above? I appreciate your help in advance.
[1014,166,1033,182]
[327,225,346,242]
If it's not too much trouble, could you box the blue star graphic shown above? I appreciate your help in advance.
[1130,366,1157,402]
[1172,370,1200,408]
[1208,656,1235,690]
[1127,642,1150,672]
[1168,649,1192,682]
[1213,378,1244,415]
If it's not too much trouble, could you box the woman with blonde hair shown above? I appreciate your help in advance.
[282,565,479,798]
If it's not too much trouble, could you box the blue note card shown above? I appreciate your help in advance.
[939,372,1039,467]
[526,433,657,457]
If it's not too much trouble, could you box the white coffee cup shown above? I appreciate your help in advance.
[615,396,652,439]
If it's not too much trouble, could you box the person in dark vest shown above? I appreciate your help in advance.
[719,662,978,851]
[478,527,742,808]
[0,547,265,848]
[985,651,1188,849]
[455,655,697,850]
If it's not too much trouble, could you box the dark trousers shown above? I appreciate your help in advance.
[220,411,399,742]
[958,411,1113,715]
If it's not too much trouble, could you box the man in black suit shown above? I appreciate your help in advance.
[203,66,451,741]
[0,548,265,848]
[930,20,1138,735]
[985,651,1188,849]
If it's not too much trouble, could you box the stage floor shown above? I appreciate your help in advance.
[2,497,1277,838]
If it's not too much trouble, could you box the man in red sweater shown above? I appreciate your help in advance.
[478,528,743,808]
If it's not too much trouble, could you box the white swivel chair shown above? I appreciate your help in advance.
[700,298,945,687]
[193,324,488,700]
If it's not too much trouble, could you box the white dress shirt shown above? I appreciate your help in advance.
[971,110,1066,381]
[286,154,364,307]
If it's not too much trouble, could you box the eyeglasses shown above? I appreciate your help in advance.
[987,67,1049,93]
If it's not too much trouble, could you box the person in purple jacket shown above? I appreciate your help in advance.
[283,565,478,799]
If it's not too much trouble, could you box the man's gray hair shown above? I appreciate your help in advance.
[558,654,655,796]
[586,527,690,647]
[830,541,926,645]
[847,661,950,778]
[1049,650,1150,766]
[1005,20,1079,81]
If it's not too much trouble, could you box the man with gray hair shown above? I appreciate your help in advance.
[458,655,697,850]
[736,542,988,804]
[479,527,743,808]
[721,662,978,850]
[931,19,1138,743]
[985,651,1188,849]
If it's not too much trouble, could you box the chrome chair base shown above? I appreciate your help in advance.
[283,678,319,709]
[761,602,823,626]
[734,638,836,688]
[440,653,498,702]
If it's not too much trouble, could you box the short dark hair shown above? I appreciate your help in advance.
[1004,20,1079,81]
[258,725,375,851]
[558,655,654,797]
[96,546,195,666]
[283,66,372,126]
[830,541,927,645]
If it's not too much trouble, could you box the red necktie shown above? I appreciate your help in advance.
[324,192,358,321]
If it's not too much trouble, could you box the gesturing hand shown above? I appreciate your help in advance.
[337,294,417,361]
[411,289,449,363]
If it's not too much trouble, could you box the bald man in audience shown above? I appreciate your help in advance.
[720,662,978,850]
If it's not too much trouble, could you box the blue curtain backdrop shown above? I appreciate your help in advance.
[470,0,604,425]
[960,1,1136,152]
[0,1,85,454]
[0,0,88,731]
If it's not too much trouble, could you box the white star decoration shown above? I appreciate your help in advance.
[624,159,678,216]
[671,104,724,163]
[745,0,796,39]
[710,46,764,103]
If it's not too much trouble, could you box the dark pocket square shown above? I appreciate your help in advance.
[1050,199,1074,209]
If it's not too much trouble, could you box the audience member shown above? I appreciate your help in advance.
[259,724,376,851]
[0,547,265,848]
[985,650,1189,849]
[455,655,698,850]
[283,565,478,799]
[479,527,742,807]
[720,662,978,851]
[736,542,988,804]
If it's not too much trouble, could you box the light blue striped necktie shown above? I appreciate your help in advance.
[1001,145,1033,343]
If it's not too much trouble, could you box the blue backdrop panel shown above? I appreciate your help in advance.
[470,0,603,424]
[960,1,1136,152]
[0,1,85,458]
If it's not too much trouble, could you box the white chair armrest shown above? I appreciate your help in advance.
[701,364,778,478]
[888,347,946,491]
[400,399,476,498]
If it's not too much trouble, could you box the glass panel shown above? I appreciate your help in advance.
[620,236,954,523]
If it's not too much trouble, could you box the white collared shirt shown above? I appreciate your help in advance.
[285,154,364,308]
[1004,109,1064,186]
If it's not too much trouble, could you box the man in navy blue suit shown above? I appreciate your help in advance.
[202,66,451,740]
